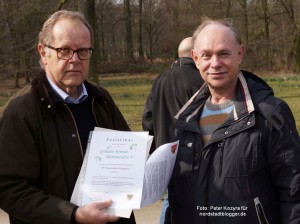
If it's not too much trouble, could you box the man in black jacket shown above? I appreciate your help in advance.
[0,10,135,224]
[166,18,300,224]
[142,37,204,224]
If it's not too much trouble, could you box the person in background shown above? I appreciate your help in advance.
[142,36,204,152]
[166,18,300,224]
[0,10,135,224]
[142,37,204,224]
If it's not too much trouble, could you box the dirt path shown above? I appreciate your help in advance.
[134,199,163,223]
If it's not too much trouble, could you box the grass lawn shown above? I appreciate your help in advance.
[0,73,299,133]
[263,76,300,133]
[98,73,153,131]
[99,73,300,133]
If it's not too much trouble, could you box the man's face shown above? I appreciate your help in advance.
[192,24,244,94]
[38,19,92,94]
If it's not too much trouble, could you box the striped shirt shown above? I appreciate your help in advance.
[199,98,234,145]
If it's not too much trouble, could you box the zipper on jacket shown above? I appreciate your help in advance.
[91,98,100,127]
[64,104,84,159]
[218,139,225,177]
[254,197,270,224]
[212,113,252,141]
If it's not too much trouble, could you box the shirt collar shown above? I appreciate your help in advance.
[46,75,88,104]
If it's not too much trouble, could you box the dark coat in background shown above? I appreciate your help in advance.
[142,57,204,152]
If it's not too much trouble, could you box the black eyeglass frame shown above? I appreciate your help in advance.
[45,44,94,60]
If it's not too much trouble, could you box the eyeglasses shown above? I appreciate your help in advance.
[45,45,93,60]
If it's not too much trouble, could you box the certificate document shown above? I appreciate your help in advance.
[71,128,178,218]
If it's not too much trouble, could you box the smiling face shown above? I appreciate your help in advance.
[192,23,244,100]
[38,19,92,97]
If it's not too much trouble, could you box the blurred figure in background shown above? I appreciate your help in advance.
[142,37,204,224]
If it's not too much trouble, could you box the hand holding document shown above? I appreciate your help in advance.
[71,128,178,218]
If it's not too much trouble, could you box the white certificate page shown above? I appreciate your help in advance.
[81,130,149,209]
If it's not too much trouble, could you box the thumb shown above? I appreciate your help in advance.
[98,199,113,210]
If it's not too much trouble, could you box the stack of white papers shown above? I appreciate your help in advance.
[71,127,179,218]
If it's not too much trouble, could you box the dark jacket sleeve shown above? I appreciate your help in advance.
[0,100,76,224]
[264,99,300,224]
[142,88,154,134]
[142,88,156,153]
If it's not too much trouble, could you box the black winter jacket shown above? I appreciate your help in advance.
[166,71,300,224]
[0,70,135,224]
[142,57,203,152]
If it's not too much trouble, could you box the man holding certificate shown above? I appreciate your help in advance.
[0,10,135,224]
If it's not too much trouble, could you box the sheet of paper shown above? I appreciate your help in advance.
[71,131,93,206]
[81,130,149,210]
[71,128,178,218]
[140,140,179,207]
[94,127,153,159]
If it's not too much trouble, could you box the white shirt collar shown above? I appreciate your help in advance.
[46,75,88,104]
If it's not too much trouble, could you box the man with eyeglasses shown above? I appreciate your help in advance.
[0,10,135,224]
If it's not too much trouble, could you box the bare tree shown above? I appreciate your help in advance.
[0,0,299,76]
[138,0,144,60]
[79,0,99,83]
[58,0,68,9]
[277,0,300,72]
[96,0,109,61]
[261,0,272,68]
[143,0,164,61]
[237,0,249,44]
[1,0,45,86]
[124,0,134,60]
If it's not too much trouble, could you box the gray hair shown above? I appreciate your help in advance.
[192,17,242,47]
[38,10,94,46]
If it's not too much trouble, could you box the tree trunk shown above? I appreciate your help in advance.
[278,0,299,72]
[237,0,249,44]
[261,0,272,68]
[138,0,144,61]
[58,0,68,10]
[79,0,99,84]
[124,0,134,60]
[293,32,300,73]
[14,69,20,88]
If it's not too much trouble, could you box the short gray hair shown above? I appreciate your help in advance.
[38,10,94,46]
[192,17,242,47]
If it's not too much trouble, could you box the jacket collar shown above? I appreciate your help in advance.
[232,71,255,119]
[31,70,105,116]
[175,71,269,123]
[171,57,197,69]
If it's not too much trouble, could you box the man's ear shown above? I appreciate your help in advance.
[237,44,245,64]
[191,49,200,69]
[37,44,47,65]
